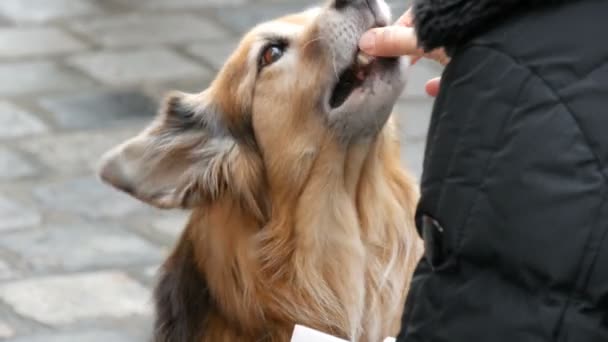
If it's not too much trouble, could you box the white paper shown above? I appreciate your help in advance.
[290,325,396,342]
[291,325,348,342]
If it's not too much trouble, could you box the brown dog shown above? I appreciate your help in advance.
[98,0,422,341]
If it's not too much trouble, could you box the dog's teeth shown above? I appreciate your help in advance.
[357,51,373,66]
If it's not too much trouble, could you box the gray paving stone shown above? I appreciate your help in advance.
[39,90,157,130]
[151,211,189,238]
[117,0,246,9]
[33,177,147,219]
[0,102,47,139]
[0,61,95,96]
[394,99,433,141]
[404,60,443,99]
[0,271,152,326]
[401,139,426,181]
[187,41,238,71]
[69,48,210,86]
[6,330,137,342]
[214,3,311,33]
[0,0,104,23]
[386,0,411,19]
[70,14,230,48]
[143,266,160,279]
[0,320,14,339]
[143,78,209,99]
[0,224,163,273]
[0,27,86,59]
[0,196,41,232]
[254,0,310,3]
[18,128,141,174]
[0,259,16,281]
[0,148,37,180]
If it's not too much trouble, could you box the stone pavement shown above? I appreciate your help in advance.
[0,0,440,341]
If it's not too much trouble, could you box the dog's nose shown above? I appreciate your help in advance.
[333,0,365,9]
[332,0,389,26]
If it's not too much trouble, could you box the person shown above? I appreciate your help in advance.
[360,0,608,341]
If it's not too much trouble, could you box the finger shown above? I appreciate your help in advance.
[410,56,422,65]
[359,26,422,57]
[403,8,414,27]
[425,77,441,97]
[395,8,413,27]
[427,48,450,65]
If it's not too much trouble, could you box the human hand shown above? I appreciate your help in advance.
[358,9,447,97]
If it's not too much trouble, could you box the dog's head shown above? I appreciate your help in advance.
[99,0,407,217]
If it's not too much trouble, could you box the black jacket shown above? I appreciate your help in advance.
[398,0,608,341]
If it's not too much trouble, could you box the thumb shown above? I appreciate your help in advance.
[358,26,421,57]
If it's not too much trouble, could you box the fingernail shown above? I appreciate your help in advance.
[359,31,376,53]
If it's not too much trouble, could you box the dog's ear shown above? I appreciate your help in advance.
[98,91,266,216]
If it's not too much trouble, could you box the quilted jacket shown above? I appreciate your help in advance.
[398,0,608,341]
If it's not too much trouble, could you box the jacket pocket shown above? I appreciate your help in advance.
[421,215,448,270]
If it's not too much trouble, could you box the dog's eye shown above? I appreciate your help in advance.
[260,44,285,68]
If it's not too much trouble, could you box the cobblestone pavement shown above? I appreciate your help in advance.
[0,0,439,340]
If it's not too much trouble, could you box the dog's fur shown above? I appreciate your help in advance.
[99,1,422,341]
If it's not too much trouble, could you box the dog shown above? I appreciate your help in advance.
[98,0,422,340]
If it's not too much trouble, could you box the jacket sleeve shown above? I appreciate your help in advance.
[412,0,577,52]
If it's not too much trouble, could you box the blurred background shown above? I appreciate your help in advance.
[0,0,439,341]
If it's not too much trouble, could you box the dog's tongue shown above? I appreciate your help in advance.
[355,50,374,81]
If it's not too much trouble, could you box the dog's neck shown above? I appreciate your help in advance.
[185,124,420,340]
